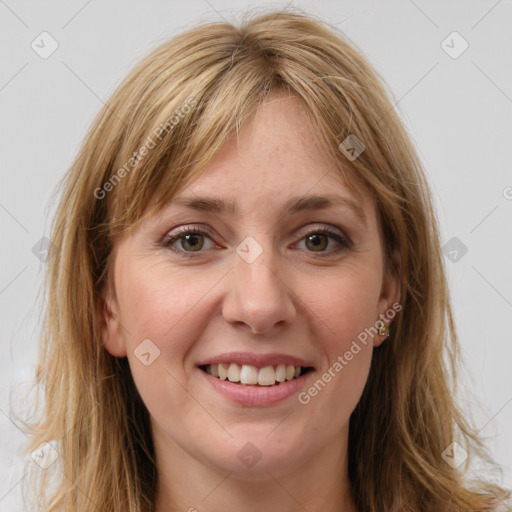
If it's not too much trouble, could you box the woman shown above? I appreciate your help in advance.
[24,8,511,512]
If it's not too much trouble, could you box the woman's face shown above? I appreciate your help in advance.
[101,94,400,480]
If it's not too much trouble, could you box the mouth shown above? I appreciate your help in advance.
[198,363,314,387]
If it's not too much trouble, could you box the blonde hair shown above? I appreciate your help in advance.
[21,7,510,512]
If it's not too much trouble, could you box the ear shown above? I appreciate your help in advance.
[374,250,402,347]
[98,283,127,358]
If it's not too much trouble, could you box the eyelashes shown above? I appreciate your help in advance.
[162,224,352,258]
[163,226,218,254]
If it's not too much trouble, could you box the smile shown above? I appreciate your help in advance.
[199,363,313,386]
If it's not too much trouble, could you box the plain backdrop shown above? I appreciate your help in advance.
[1,0,511,510]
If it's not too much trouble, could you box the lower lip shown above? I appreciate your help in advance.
[198,367,313,407]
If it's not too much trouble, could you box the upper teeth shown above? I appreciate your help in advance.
[205,363,302,386]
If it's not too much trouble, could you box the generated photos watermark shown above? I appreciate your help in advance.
[298,302,402,405]
[94,96,197,200]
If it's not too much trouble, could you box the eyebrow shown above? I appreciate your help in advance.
[172,194,367,227]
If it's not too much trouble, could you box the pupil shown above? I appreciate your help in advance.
[184,234,203,251]
[307,234,327,251]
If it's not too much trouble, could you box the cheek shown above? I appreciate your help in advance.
[295,267,380,414]
[114,259,212,391]
[305,264,382,349]
[116,258,216,347]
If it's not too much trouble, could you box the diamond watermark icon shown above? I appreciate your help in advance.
[236,236,263,264]
[31,441,59,469]
[338,134,365,161]
[31,31,59,59]
[442,441,468,469]
[442,236,468,263]
[32,236,54,263]
[134,338,161,366]
[441,31,469,59]
[237,442,262,468]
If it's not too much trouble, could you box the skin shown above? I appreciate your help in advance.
[101,92,401,512]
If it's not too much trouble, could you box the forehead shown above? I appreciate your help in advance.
[176,94,373,219]
[192,94,334,182]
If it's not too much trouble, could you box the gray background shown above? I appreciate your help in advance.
[1,0,511,509]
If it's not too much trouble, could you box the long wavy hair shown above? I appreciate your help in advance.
[21,7,510,512]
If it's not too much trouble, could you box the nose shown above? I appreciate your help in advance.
[221,245,297,335]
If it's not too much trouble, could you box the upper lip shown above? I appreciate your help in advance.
[197,352,315,369]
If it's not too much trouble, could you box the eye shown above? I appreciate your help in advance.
[294,226,351,256]
[163,226,217,256]
[162,224,352,258]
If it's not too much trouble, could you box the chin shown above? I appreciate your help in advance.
[199,430,308,479]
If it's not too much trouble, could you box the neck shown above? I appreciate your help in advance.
[153,423,358,512]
